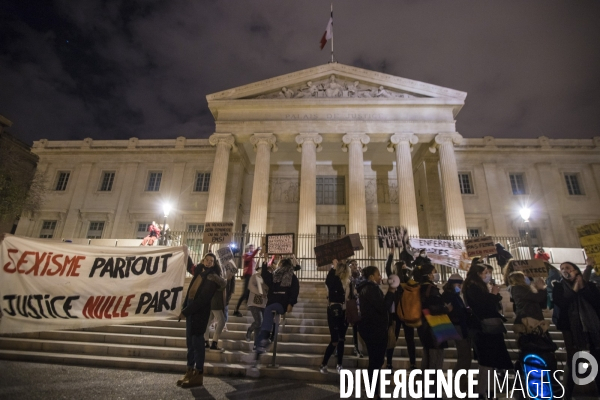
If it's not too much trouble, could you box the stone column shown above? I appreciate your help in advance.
[342,133,370,238]
[296,133,322,236]
[248,133,277,234]
[388,133,420,236]
[434,133,467,237]
[205,134,236,223]
[62,163,94,238]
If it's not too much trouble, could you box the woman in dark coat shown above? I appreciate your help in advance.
[203,264,227,351]
[177,253,222,388]
[357,266,395,396]
[463,263,513,398]
[441,274,471,378]
[553,261,600,399]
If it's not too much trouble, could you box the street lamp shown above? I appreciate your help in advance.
[520,207,535,258]
[162,203,171,245]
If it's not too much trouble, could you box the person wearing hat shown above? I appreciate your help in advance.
[441,273,472,391]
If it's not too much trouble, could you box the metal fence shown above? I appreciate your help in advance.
[167,231,528,284]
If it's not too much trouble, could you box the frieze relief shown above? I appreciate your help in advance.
[269,178,299,203]
[253,75,418,100]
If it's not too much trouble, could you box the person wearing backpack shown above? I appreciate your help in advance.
[386,247,416,370]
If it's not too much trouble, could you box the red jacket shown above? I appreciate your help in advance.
[242,249,259,276]
[535,252,550,262]
[148,224,161,237]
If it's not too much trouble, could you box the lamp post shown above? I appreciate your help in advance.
[162,203,171,246]
[520,207,535,258]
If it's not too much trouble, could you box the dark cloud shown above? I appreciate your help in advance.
[1,0,599,144]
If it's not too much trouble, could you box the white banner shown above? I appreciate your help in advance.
[409,238,470,270]
[0,235,187,334]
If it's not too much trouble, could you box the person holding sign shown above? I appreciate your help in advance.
[177,253,222,388]
[203,264,228,352]
[246,251,269,345]
[552,261,600,398]
[233,245,261,317]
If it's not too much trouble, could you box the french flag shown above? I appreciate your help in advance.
[320,11,333,50]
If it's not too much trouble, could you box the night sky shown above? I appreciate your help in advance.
[1,1,599,145]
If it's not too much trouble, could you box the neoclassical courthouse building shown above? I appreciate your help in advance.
[14,63,600,251]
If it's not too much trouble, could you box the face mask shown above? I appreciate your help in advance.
[483,274,492,284]
[454,286,461,293]
[562,271,573,280]
[420,253,426,258]
[432,273,440,283]
[524,277,531,285]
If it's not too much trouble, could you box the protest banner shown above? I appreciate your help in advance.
[202,222,234,244]
[0,235,187,334]
[577,222,600,263]
[216,246,234,266]
[377,226,407,248]
[464,236,497,258]
[343,233,364,251]
[511,259,548,278]
[314,236,355,267]
[409,238,466,270]
[265,233,295,255]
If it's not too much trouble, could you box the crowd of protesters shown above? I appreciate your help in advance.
[176,241,600,400]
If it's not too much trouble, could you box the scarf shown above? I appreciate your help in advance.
[273,265,294,287]
[563,279,600,350]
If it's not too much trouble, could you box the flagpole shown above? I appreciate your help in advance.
[330,3,334,63]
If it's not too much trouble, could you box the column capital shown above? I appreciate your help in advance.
[295,133,323,152]
[342,133,370,153]
[434,132,463,146]
[250,133,278,152]
[387,133,418,152]
[209,133,236,150]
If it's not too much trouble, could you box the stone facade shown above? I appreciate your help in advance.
[14,64,600,249]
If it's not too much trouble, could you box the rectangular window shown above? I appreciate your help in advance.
[316,176,345,205]
[194,173,211,192]
[565,174,583,195]
[187,224,204,233]
[316,225,346,246]
[458,173,473,194]
[87,221,105,239]
[39,220,57,238]
[99,172,115,192]
[136,222,151,239]
[146,172,162,192]
[55,172,70,191]
[509,173,526,195]
[468,228,481,237]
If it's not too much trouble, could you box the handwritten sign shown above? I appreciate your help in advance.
[202,222,234,244]
[314,236,355,267]
[216,246,234,266]
[511,259,548,278]
[265,233,295,255]
[464,236,497,258]
[409,238,465,269]
[377,226,407,248]
[577,222,600,263]
[343,233,364,251]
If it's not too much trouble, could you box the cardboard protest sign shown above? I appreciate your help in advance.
[216,246,234,266]
[511,259,548,278]
[265,233,295,255]
[0,235,187,334]
[202,222,234,244]
[409,238,466,269]
[314,236,355,267]
[344,233,364,251]
[377,226,407,248]
[464,236,497,258]
[577,222,600,263]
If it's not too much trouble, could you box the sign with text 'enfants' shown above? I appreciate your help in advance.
[0,235,186,334]
[409,238,467,270]
[314,236,355,267]
[265,233,295,255]
[464,236,497,258]
[202,222,234,244]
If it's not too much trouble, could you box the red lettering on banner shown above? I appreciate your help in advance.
[81,294,136,319]
[111,296,123,318]
[3,249,19,273]
[26,252,47,275]
[47,254,63,276]
[121,294,135,317]
[82,296,104,319]
[16,251,36,273]
[2,250,86,277]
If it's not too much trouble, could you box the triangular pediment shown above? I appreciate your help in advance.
[206,63,467,102]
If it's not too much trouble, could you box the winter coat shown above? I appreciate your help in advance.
[441,290,470,338]
[509,285,546,324]
[385,253,412,284]
[489,244,513,267]
[552,278,600,332]
[242,249,260,276]
[413,255,432,269]
[418,280,450,349]
[181,264,222,334]
[325,268,354,304]
[356,280,394,339]
[261,266,300,310]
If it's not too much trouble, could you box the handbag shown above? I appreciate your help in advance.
[387,320,397,349]
[345,298,361,324]
[422,309,462,345]
[480,317,507,334]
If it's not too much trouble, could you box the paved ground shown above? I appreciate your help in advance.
[0,361,341,400]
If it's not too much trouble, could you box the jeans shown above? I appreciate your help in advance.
[386,314,416,366]
[204,310,225,343]
[235,275,251,311]
[255,303,284,353]
[186,317,206,371]
[248,306,264,339]
[322,306,349,366]
[360,328,387,396]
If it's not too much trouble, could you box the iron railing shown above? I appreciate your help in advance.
[166,231,527,284]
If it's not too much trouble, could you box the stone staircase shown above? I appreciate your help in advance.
[0,281,564,383]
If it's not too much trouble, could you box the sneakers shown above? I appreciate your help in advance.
[210,341,224,352]
[319,365,328,374]
[180,369,203,388]
[176,368,193,386]
[233,310,243,317]
[245,328,252,342]
[336,364,343,373]
[353,347,364,358]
